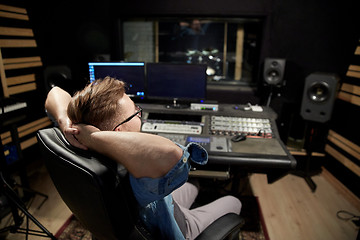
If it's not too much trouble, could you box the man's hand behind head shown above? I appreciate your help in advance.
[71,124,100,150]
[63,126,88,150]
[59,117,88,150]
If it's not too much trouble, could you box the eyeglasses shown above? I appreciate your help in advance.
[112,105,142,131]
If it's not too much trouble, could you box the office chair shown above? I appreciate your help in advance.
[36,127,244,240]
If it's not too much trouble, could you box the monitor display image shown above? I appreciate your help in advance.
[88,62,145,98]
[146,63,207,104]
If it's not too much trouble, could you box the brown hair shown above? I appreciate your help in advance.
[67,76,126,130]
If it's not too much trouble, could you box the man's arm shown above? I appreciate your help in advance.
[45,87,71,126]
[74,124,183,179]
[45,87,87,149]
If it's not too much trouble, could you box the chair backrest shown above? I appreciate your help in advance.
[36,127,151,240]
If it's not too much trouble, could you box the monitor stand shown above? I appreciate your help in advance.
[166,99,189,109]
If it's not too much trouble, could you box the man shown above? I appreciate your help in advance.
[45,77,241,240]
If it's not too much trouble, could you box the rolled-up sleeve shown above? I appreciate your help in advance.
[130,142,208,206]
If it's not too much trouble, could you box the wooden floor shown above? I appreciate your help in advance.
[0,161,72,240]
[250,170,360,240]
[1,160,359,240]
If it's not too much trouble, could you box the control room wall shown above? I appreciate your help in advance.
[26,0,359,97]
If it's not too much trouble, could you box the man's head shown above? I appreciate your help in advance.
[67,76,141,132]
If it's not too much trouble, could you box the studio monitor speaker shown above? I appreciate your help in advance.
[300,73,339,123]
[44,65,72,92]
[263,58,286,86]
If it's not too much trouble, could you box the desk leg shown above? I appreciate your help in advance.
[231,170,252,195]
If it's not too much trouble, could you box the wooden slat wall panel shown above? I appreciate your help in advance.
[325,145,360,177]
[355,46,360,55]
[0,11,28,21]
[0,4,41,97]
[20,136,38,150]
[0,39,37,48]
[0,49,7,96]
[4,61,42,70]
[348,64,360,71]
[337,91,360,106]
[8,82,37,95]
[338,43,360,106]
[1,117,51,150]
[327,130,360,161]
[326,40,360,197]
[1,119,51,159]
[0,27,34,36]
[331,100,360,147]
[17,117,51,138]
[6,74,36,86]
[1,131,12,145]
[341,83,360,95]
[0,4,27,14]
[0,4,51,179]
[346,70,360,79]
[3,56,41,64]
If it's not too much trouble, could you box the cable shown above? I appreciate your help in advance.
[266,89,273,107]
[336,210,360,221]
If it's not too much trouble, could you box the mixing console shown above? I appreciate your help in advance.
[209,116,273,138]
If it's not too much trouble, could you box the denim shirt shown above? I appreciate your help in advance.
[129,142,208,240]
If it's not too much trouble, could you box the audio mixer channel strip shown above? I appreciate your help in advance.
[209,115,274,138]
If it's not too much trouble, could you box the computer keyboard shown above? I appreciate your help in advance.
[141,122,202,135]
[209,115,273,138]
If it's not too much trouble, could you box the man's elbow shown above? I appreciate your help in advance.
[164,144,183,173]
[171,144,183,163]
[45,87,58,108]
[153,145,183,178]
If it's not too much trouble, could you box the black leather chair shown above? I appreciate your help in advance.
[37,127,244,240]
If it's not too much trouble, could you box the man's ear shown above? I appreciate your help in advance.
[114,124,124,132]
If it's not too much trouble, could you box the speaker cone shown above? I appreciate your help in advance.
[307,82,329,103]
[266,69,281,84]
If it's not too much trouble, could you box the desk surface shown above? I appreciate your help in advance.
[139,103,296,171]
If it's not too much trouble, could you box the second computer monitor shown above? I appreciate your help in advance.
[146,63,207,103]
[88,62,145,98]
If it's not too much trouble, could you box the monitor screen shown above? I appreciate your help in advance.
[146,63,207,102]
[88,62,145,98]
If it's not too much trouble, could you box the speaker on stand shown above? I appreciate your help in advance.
[298,72,340,191]
[300,73,339,123]
[44,65,72,93]
[263,58,286,106]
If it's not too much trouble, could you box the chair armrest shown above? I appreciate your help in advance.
[195,213,245,240]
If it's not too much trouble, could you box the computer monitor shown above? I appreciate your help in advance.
[88,62,145,98]
[146,63,207,106]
